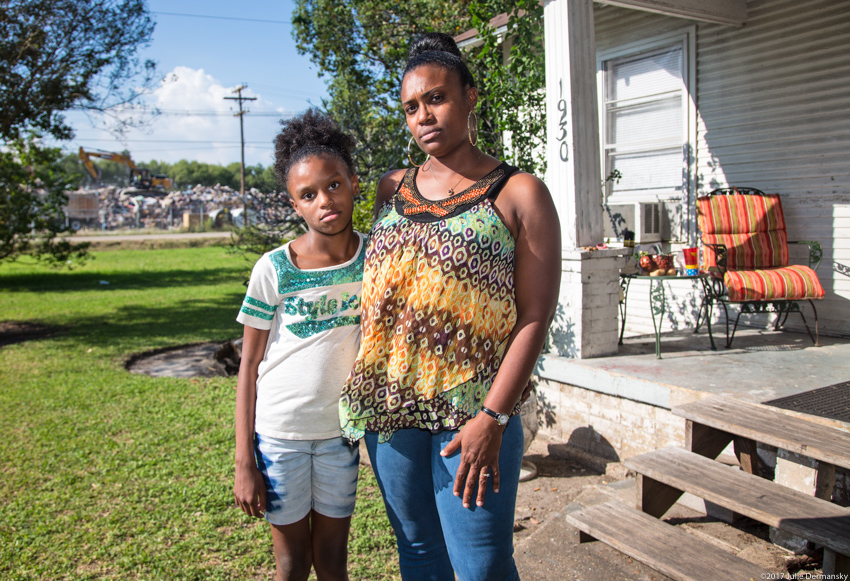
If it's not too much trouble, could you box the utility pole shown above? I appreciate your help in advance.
[224,85,257,213]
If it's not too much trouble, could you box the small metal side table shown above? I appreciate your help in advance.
[619,272,716,359]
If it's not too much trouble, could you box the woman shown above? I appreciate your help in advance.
[340,32,560,581]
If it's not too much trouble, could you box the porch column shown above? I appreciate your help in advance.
[544,0,602,249]
[541,0,627,360]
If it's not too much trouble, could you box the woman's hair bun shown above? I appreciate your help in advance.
[403,32,475,88]
[408,32,462,60]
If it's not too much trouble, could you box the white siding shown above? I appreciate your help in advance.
[595,0,850,338]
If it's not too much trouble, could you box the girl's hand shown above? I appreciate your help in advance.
[441,413,505,509]
[233,464,267,518]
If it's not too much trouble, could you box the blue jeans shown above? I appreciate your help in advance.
[365,416,523,581]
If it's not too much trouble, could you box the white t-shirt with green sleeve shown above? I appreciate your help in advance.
[236,233,366,440]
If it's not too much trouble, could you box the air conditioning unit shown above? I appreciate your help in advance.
[603,202,663,244]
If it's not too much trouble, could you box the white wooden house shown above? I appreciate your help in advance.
[592,0,849,343]
[456,0,850,510]
[464,0,850,360]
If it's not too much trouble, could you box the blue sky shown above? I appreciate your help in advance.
[66,0,328,166]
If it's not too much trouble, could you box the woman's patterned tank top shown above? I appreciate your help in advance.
[340,161,519,443]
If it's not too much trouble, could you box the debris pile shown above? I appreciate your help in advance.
[64,184,271,230]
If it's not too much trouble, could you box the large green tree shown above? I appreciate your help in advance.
[292,0,475,189]
[0,0,156,264]
[469,0,546,175]
[291,0,546,194]
[0,0,156,142]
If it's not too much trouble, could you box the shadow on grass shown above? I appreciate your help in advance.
[56,292,247,351]
[0,266,247,293]
[0,322,67,347]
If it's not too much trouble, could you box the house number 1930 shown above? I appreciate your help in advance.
[557,80,569,162]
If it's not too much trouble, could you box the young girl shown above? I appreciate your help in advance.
[233,109,364,581]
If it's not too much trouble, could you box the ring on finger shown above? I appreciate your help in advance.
[481,471,490,479]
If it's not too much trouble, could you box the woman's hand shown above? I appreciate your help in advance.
[233,463,267,518]
[441,413,506,508]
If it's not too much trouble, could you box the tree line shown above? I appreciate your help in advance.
[61,153,281,192]
[292,0,545,190]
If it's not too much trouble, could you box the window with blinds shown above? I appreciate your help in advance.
[602,44,686,201]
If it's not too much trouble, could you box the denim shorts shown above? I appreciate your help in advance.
[254,433,360,526]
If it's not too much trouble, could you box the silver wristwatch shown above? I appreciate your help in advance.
[481,406,509,426]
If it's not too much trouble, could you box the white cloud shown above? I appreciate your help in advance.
[67,66,285,166]
[144,67,281,164]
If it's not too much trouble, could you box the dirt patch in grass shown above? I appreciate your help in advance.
[0,321,65,348]
[125,339,241,378]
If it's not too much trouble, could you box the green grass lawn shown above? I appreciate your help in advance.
[0,247,399,581]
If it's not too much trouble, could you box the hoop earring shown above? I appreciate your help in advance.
[467,110,479,147]
[407,136,429,168]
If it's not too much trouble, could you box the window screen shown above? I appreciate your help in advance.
[603,45,685,200]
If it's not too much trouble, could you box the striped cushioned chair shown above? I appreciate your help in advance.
[697,187,824,347]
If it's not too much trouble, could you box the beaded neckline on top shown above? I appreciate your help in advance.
[396,162,511,222]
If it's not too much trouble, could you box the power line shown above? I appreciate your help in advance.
[107,108,290,118]
[151,11,291,25]
[155,109,286,117]
[74,138,271,144]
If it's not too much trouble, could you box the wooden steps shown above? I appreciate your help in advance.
[674,395,850,469]
[564,395,850,578]
[564,500,769,581]
[624,446,850,556]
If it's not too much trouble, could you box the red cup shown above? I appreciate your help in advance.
[683,247,698,275]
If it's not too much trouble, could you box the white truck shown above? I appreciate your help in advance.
[64,191,99,230]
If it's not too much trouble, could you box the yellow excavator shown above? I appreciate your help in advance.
[78,147,173,191]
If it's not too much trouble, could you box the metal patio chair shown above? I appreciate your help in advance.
[695,187,825,348]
